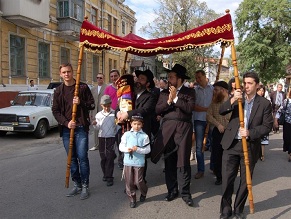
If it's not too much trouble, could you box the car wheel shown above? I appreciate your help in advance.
[34,120,48,139]
[0,131,7,137]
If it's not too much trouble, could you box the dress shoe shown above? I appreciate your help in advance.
[164,192,179,201]
[234,213,245,219]
[183,197,193,206]
[220,213,231,219]
[140,194,146,202]
[102,177,107,182]
[106,181,113,187]
[194,172,204,179]
[130,201,136,208]
[215,178,222,185]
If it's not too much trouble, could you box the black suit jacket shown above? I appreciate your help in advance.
[151,86,195,166]
[219,94,273,162]
[116,90,157,137]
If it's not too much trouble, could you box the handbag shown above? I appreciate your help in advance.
[278,99,289,125]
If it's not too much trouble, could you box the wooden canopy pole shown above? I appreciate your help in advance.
[121,52,128,76]
[231,41,254,213]
[202,42,226,152]
[65,45,85,188]
[216,42,226,83]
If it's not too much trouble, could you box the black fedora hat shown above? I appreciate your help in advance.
[165,64,190,79]
[135,69,155,88]
[213,81,229,90]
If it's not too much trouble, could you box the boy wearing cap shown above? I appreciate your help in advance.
[92,95,117,186]
[119,114,150,208]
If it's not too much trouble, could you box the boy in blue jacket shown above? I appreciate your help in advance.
[119,114,150,208]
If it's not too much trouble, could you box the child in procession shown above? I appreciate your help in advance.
[119,114,150,208]
[92,95,117,186]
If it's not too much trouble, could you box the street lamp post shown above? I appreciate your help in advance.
[169,8,184,69]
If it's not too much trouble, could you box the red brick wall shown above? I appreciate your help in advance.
[0,92,19,108]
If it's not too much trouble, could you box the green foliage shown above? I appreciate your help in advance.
[235,0,291,84]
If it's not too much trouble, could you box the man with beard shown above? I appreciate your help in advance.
[151,64,195,207]
[206,81,231,185]
[117,69,157,181]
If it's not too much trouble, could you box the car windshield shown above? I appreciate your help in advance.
[13,93,51,106]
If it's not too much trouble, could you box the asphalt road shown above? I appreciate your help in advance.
[1,129,291,219]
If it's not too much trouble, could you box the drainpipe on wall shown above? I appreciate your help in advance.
[101,0,105,76]
[0,10,3,87]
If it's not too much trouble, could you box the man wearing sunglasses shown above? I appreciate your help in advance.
[89,73,107,151]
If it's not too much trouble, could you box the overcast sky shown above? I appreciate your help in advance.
[124,0,243,38]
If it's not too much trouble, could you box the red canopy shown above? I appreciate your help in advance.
[123,32,145,41]
[79,13,234,57]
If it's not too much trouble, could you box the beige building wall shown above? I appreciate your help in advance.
[0,0,136,91]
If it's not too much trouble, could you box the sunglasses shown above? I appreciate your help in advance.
[97,77,103,79]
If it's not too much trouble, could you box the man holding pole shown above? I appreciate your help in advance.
[219,72,273,219]
[52,63,95,200]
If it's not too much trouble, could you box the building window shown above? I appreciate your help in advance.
[60,47,70,64]
[91,7,98,26]
[92,55,99,82]
[58,0,83,21]
[113,18,117,35]
[109,58,112,72]
[58,0,69,17]
[122,21,125,34]
[38,42,50,78]
[10,35,25,76]
[73,2,82,21]
[130,26,133,33]
[114,60,117,70]
[81,53,86,81]
[108,14,112,33]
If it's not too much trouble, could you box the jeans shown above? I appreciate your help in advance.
[62,126,90,185]
[194,120,207,173]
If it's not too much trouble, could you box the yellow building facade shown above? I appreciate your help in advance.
[0,0,136,91]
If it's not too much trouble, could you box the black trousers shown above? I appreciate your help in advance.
[212,127,224,180]
[99,137,116,181]
[164,145,191,199]
[220,140,255,215]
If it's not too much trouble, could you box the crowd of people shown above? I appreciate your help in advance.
[52,62,291,219]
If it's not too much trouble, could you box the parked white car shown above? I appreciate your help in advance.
[0,90,58,138]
